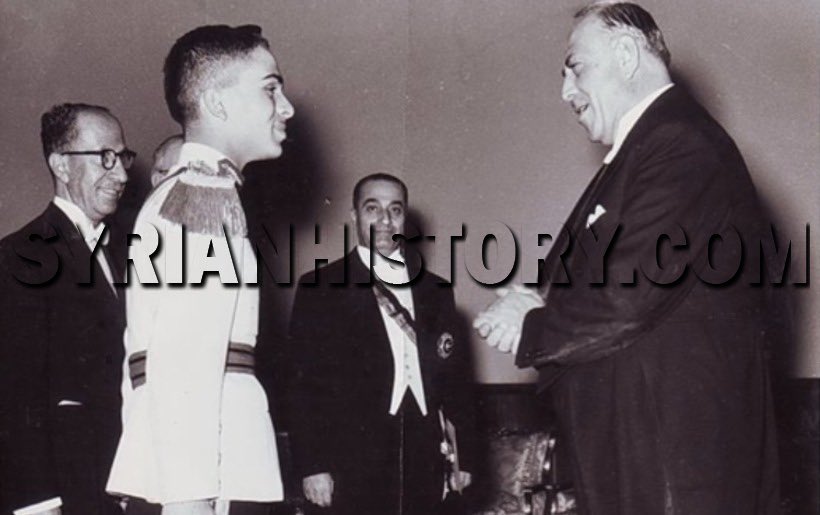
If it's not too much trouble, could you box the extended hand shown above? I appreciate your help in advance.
[303,472,334,507]
[473,286,544,354]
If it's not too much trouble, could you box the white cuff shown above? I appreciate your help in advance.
[14,497,62,515]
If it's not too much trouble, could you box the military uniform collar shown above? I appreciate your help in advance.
[176,142,243,185]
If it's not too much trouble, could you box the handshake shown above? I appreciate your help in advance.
[472,285,545,354]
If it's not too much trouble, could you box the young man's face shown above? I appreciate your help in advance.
[220,46,294,165]
[352,179,406,256]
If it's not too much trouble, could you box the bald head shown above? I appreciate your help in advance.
[150,134,183,186]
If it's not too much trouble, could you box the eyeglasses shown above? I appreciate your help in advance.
[62,148,137,170]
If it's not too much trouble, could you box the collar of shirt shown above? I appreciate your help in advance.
[356,245,409,284]
[52,195,108,248]
[175,142,243,185]
[603,83,675,165]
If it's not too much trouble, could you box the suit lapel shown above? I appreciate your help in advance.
[44,203,92,282]
[347,251,394,354]
[44,203,118,302]
[543,162,609,285]
[544,87,685,286]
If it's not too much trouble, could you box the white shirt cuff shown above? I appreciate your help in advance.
[14,497,62,515]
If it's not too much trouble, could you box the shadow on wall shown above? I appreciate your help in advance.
[241,102,331,427]
[666,70,816,515]
[106,153,154,268]
[670,69,725,123]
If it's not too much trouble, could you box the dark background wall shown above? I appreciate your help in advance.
[0,0,817,381]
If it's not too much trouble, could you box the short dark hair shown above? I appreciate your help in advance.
[164,24,270,125]
[352,173,408,209]
[40,103,112,159]
[575,2,671,67]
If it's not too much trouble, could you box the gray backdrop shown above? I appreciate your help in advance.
[0,0,817,381]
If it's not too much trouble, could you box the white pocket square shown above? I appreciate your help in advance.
[58,399,83,407]
[585,204,607,229]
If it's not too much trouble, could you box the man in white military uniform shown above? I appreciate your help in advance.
[106,25,294,515]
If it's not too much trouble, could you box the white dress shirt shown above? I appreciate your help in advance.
[603,83,674,164]
[107,143,283,504]
[357,246,428,416]
[13,498,62,515]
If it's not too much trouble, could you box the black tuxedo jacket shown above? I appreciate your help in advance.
[287,252,475,506]
[0,203,124,515]
[516,87,781,514]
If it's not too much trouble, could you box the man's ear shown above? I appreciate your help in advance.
[48,153,70,184]
[350,208,358,225]
[201,88,228,122]
[613,33,640,79]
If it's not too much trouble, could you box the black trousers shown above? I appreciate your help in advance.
[305,394,445,515]
[125,498,270,515]
[52,406,124,515]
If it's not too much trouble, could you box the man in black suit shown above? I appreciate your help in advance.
[0,103,132,514]
[289,173,475,515]
[475,3,781,514]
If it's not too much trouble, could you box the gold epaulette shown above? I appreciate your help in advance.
[157,160,247,237]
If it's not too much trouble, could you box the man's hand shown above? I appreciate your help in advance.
[161,500,214,515]
[473,286,544,354]
[303,473,334,507]
[449,471,473,492]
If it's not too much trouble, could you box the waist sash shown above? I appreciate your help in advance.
[128,342,256,389]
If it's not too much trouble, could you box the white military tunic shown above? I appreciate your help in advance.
[107,143,283,504]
